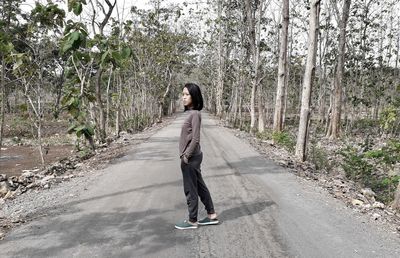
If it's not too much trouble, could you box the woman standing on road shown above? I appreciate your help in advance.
[175,83,219,230]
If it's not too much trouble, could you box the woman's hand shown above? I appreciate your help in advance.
[182,155,189,164]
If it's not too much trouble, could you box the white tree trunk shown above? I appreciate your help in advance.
[216,0,224,118]
[273,0,289,133]
[0,57,5,155]
[257,1,266,133]
[106,68,113,135]
[258,83,265,133]
[392,182,400,211]
[245,0,265,133]
[328,0,351,139]
[295,0,321,162]
[115,74,122,136]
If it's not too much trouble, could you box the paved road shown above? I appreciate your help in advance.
[1,112,400,257]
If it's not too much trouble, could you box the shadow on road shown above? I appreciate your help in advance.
[208,154,287,176]
[218,200,276,223]
[8,209,193,257]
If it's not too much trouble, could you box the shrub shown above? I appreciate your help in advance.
[77,147,94,160]
[255,130,272,140]
[340,146,374,185]
[122,114,152,133]
[351,118,379,135]
[340,139,400,204]
[239,121,251,132]
[380,104,400,135]
[271,131,295,152]
[10,117,32,137]
[309,145,332,172]
[372,175,400,204]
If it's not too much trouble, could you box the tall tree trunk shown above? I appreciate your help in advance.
[244,0,256,132]
[53,68,64,119]
[244,0,264,133]
[273,0,289,133]
[394,19,400,103]
[318,8,331,125]
[216,0,224,118]
[37,119,44,165]
[393,182,400,211]
[229,80,238,123]
[115,73,122,136]
[295,0,321,162]
[258,83,265,132]
[328,0,351,139]
[158,69,172,123]
[95,66,106,143]
[238,76,244,129]
[256,1,265,133]
[0,56,5,155]
[283,20,293,128]
[106,68,112,135]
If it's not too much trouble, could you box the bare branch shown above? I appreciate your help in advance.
[96,0,106,16]
[98,0,117,35]
[89,0,97,35]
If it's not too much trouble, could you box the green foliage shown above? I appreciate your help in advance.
[77,146,94,160]
[60,1,97,148]
[61,19,88,54]
[67,0,87,16]
[67,123,94,138]
[255,129,296,153]
[11,53,27,71]
[239,121,251,132]
[255,130,272,140]
[10,117,32,137]
[0,32,13,55]
[340,146,374,185]
[309,145,332,172]
[272,131,295,152]
[62,29,87,54]
[30,2,65,29]
[372,176,400,204]
[99,45,133,67]
[380,105,399,134]
[17,103,28,113]
[122,114,152,133]
[340,139,400,203]
[350,118,379,135]
[61,86,95,146]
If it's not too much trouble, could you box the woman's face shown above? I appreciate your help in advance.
[182,87,192,108]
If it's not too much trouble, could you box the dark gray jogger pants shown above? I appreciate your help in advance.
[181,152,215,223]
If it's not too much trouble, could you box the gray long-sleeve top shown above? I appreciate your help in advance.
[179,110,202,158]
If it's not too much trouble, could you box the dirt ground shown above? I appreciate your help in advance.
[0,145,74,177]
[2,113,70,138]
[0,113,75,177]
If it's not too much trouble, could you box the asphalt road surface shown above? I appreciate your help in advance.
[1,112,400,258]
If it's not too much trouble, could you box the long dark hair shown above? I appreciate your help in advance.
[184,83,204,111]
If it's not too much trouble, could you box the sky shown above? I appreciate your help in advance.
[21,0,208,34]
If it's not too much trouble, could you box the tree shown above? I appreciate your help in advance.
[62,0,97,150]
[0,0,23,154]
[295,0,321,161]
[11,1,65,164]
[216,0,225,118]
[244,0,265,133]
[90,0,117,143]
[327,0,351,139]
[273,0,290,133]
